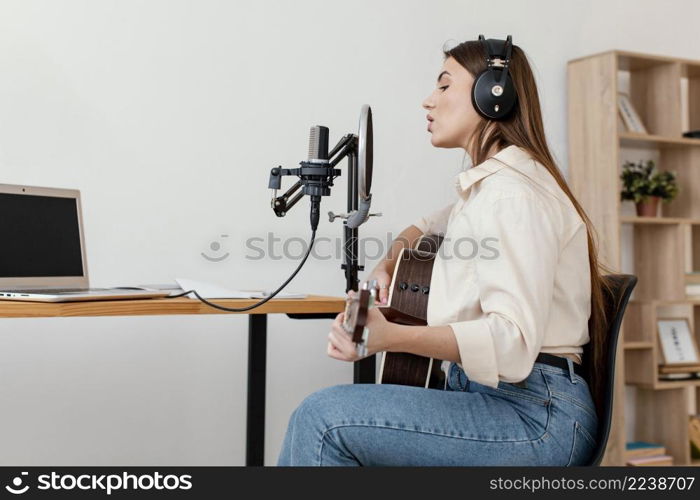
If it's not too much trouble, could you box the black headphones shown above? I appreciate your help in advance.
[471,34,517,120]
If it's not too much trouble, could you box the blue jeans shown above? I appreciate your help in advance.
[277,360,598,466]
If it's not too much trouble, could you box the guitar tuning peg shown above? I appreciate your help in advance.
[366,279,380,301]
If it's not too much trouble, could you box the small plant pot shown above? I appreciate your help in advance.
[635,196,661,217]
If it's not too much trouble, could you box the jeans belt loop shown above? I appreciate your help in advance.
[566,358,577,384]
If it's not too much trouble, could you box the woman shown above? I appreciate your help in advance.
[277,36,611,466]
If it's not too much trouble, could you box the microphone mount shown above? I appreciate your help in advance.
[267,132,361,231]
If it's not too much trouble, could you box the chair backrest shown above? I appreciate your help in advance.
[583,273,637,466]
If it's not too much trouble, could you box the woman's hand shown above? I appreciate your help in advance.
[365,264,392,305]
[327,291,397,362]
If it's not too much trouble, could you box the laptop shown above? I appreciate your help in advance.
[0,183,170,302]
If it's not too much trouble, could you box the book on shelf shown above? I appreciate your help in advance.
[690,415,700,459]
[625,441,666,460]
[617,92,648,134]
[658,372,700,381]
[626,455,674,466]
[685,272,700,285]
[617,112,626,134]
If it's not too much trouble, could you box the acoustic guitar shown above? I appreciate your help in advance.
[342,234,446,388]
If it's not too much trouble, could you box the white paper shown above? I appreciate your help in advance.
[658,319,699,364]
[174,278,306,299]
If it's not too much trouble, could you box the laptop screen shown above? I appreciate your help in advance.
[0,193,84,278]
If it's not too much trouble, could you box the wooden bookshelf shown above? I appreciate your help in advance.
[568,49,700,465]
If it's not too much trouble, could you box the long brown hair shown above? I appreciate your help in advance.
[445,39,614,414]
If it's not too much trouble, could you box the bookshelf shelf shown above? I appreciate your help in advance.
[569,49,700,466]
[653,380,700,390]
[620,216,700,225]
[631,298,700,306]
[619,131,700,149]
[623,341,654,350]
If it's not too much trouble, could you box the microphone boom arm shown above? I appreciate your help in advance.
[328,133,356,161]
[270,180,303,216]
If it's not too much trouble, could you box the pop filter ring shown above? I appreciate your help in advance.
[357,104,373,200]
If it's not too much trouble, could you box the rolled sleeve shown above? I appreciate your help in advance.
[412,202,454,235]
[448,194,560,388]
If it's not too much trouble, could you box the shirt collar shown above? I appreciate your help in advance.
[454,144,533,196]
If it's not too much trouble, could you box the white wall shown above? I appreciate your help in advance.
[0,0,698,465]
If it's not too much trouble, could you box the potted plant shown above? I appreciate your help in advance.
[620,160,679,217]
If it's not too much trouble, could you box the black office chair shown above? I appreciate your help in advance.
[582,273,637,466]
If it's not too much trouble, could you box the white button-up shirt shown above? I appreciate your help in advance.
[412,145,591,389]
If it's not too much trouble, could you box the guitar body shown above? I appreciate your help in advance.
[377,234,445,388]
[342,234,446,388]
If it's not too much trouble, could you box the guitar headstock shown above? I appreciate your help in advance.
[342,280,380,357]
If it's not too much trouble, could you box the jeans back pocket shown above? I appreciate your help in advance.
[566,421,597,466]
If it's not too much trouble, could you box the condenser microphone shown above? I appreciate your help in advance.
[306,126,330,231]
[308,126,329,162]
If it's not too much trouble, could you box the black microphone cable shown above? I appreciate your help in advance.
[166,229,317,313]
